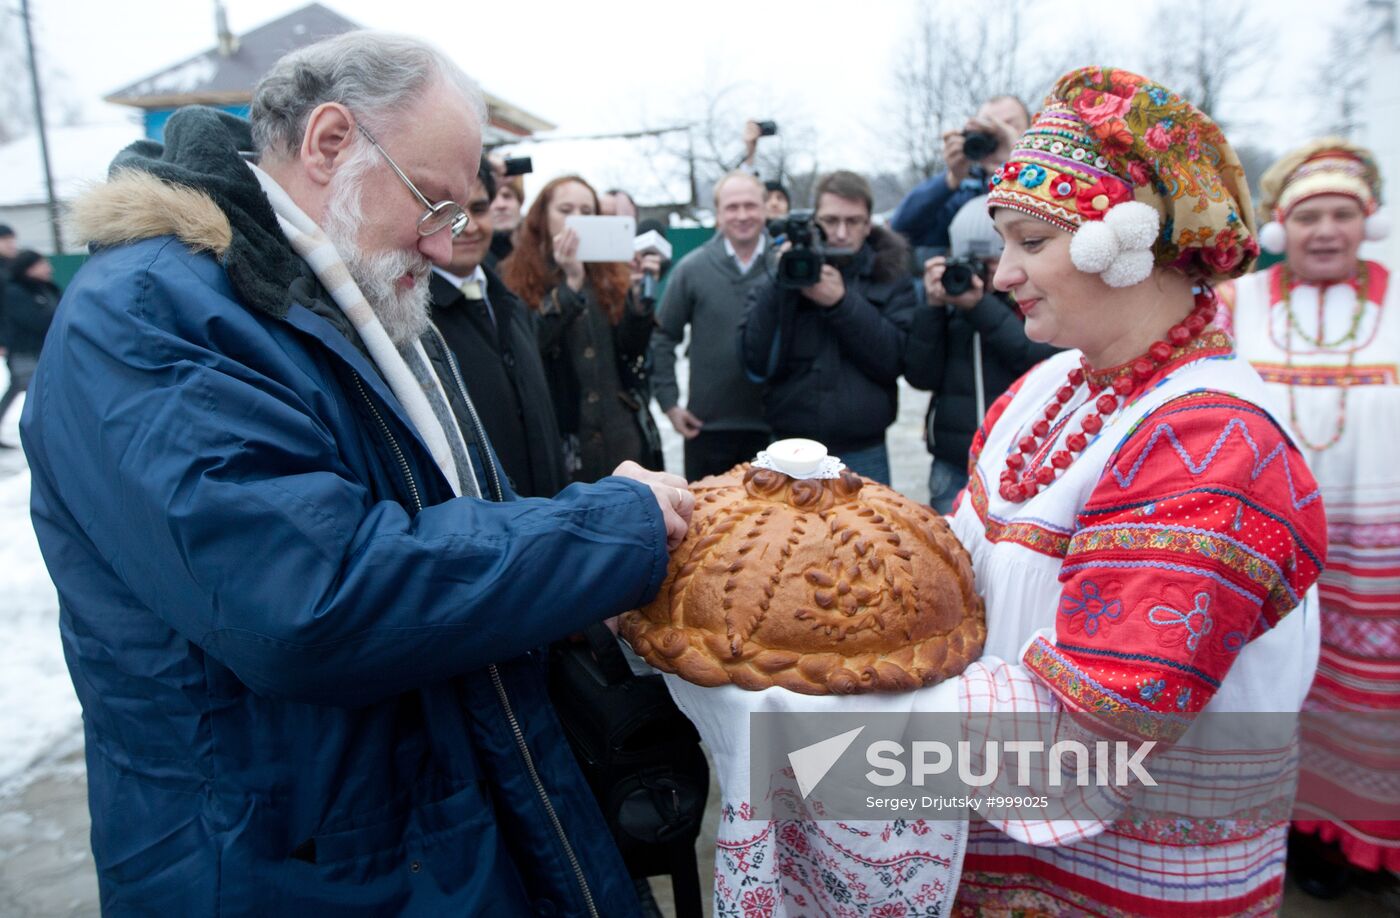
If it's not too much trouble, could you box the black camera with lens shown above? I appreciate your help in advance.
[961,130,998,162]
[940,256,983,297]
[768,210,857,289]
[502,156,533,177]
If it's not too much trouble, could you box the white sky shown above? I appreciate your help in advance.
[14,0,1376,190]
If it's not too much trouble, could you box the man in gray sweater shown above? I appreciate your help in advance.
[652,172,772,480]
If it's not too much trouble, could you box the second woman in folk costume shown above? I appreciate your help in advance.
[1219,139,1400,894]
[947,67,1327,916]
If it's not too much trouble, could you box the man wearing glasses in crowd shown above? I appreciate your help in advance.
[429,161,567,498]
[21,30,688,916]
[739,170,917,483]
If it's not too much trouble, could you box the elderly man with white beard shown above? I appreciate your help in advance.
[19,31,687,917]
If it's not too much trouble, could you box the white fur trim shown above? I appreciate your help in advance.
[1259,220,1286,254]
[1101,249,1155,287]
[1070,201,1160,287]
[1365,209,1391,241]
[1070,221,1118,272]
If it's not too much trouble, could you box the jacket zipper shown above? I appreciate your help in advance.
[352,373,421,511]
[488,667,600,918]
[356,356,599,917]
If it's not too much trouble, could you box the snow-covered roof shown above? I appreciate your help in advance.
[106,3,359,108]
[0,122,143,207]
[102,3,554,138]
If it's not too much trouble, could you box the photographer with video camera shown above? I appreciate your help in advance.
[904,195,1060,512]
[890,95,1030,253]
[739,170,916,484]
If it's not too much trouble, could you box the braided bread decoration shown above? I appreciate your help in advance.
[620,465,985,695]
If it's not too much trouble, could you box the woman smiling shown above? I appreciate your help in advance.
[1220,140,1400,897]
[946,68,1327,916]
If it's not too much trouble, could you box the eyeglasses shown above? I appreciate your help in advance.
[815,214,869,233]
[356,124,469,238]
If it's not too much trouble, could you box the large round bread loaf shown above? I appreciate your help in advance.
[620,465,985,695]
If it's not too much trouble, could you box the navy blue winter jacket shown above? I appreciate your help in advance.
[888,168,987,251]
[20,108,663,917]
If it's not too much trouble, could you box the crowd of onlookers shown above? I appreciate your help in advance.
[0,94,1050,498]
[411,98,1055,514]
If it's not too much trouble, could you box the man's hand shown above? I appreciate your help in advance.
[665,405,704,439]
[552,226,586,291]
[923,256,983,311]
[800,264,845,308]
[942,129,971,189]
[742,120,761,164]
[612,460,694,551]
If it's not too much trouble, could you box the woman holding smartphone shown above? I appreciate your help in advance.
[502,175,662,483]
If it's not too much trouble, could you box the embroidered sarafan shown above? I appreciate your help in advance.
[950,339,1327,917]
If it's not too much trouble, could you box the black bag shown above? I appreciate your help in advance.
[548,625,708,912]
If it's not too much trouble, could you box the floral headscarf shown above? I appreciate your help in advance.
[987,67,1259,285]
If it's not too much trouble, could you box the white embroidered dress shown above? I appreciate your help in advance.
[946,336,1323,916]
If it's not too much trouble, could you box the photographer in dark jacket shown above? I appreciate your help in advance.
[740,170,916,483]
[0,249,58,443]
[889,95,1029,254]
[904,196,1060,512]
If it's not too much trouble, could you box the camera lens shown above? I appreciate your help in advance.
[942,261,975,297]
[961,131,998,162]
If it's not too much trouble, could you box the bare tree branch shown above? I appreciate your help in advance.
[1143,0,1275,125]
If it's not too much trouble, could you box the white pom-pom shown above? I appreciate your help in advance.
[1070,221,1119,273]
[1259,220,1286,254]
[1101,249,1155,288]
[1365,209,1391,241]
[1102,201,1160,251]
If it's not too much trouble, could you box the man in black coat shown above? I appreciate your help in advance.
[739,170,917,484]
[1,248,57,445]
[429,163,567,497]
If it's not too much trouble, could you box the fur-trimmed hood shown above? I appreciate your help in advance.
[66,106,303,319]
[858,224,911,286]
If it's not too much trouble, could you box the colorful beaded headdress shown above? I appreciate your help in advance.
[986,67,1259,287]
[1256,137,1388,254]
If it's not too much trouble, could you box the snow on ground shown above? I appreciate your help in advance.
[0,440,81,798]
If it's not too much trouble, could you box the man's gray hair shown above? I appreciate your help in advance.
[250,31,486,158]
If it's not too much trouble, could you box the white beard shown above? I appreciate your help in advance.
[322,168,432,348]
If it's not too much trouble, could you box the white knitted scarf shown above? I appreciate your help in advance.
[249,164,477,498]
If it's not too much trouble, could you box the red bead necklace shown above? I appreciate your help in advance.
[998,289,1219,503]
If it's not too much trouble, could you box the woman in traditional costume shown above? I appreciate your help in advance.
[1218,140,1399,896]
[947,67,1328,915]
[652,68,1327,917]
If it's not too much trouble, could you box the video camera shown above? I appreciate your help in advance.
[768,210,856,289]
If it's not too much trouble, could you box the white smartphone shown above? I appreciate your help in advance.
[564,215,636,262]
